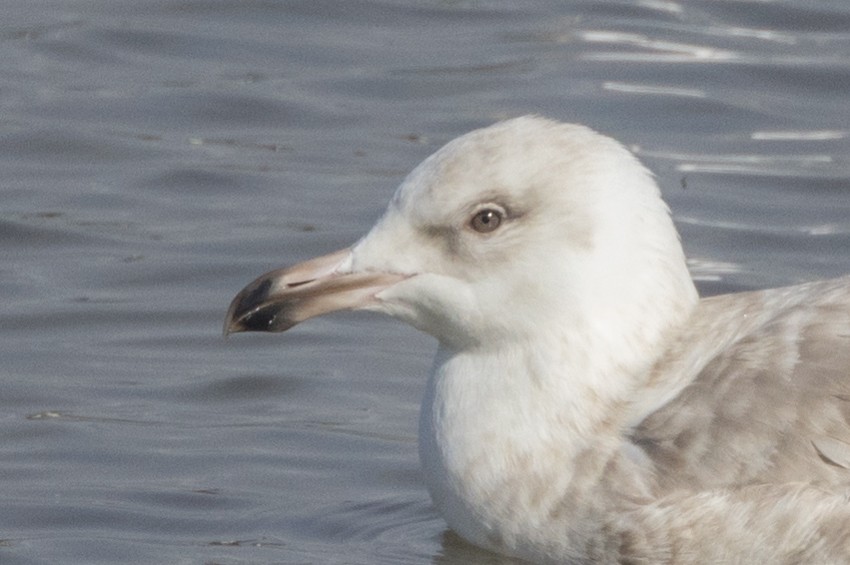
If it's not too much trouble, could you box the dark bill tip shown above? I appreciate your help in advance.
[224,301,299,335]
[223,270,298,336]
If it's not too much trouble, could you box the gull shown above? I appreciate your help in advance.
[224,116,850,563]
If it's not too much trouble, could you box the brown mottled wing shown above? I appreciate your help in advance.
[632,277,850,492]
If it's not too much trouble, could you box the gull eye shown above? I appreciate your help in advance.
[469,208,503,233]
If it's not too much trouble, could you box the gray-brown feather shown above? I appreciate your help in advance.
[630,276,850,491]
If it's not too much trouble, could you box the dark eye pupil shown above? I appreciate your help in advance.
[471,209,502,233]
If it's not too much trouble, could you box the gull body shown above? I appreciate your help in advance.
[225,117,850,563]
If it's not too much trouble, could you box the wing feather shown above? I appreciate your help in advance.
[631,276,850,491]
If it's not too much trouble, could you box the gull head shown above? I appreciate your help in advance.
[225,116,698,356]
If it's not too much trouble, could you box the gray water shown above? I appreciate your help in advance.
[2,1,850,563]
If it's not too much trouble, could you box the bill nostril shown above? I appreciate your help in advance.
[287,278,316,289]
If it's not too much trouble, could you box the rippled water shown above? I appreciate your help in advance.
[2,1,849,563]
